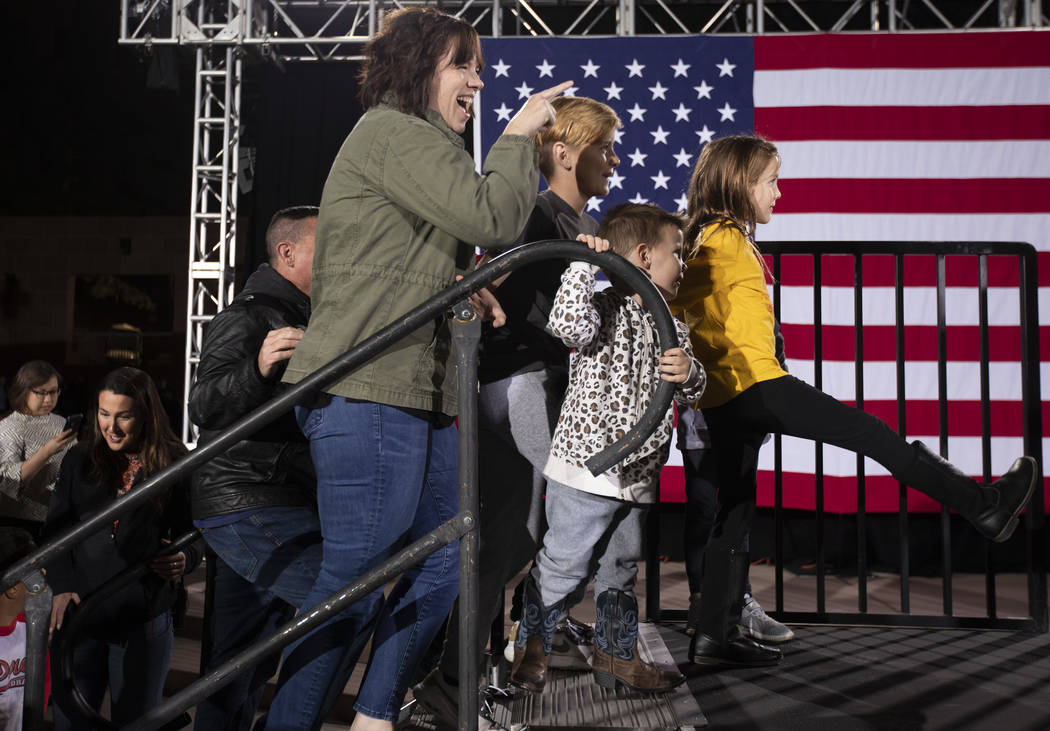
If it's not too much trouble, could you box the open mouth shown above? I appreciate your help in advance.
[456,95,474,116]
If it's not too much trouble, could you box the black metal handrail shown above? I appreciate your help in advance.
[51,530,203,730]
[2,240,679,731]
[651,240,1046,633]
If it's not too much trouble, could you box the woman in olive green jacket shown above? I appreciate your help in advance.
[270,7,573,730]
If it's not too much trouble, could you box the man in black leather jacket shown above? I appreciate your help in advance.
[188,206,321,730]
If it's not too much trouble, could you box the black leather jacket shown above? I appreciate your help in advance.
[188,264,316,520]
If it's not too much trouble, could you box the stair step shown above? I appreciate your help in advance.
[402,623,706,730]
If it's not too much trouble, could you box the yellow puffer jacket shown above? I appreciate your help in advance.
[672,222,787,409]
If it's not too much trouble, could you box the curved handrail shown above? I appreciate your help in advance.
[1,240,676,594]
[50,530,202,730]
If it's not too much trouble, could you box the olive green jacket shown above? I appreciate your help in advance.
[283,102,538,415]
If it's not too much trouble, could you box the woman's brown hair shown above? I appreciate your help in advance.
[89,367,186,494]
[357,7,483,115]
[8,360,62,414]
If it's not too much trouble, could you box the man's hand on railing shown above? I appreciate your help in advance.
[50,591,80,634]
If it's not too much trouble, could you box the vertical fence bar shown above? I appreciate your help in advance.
[936,254,953,614]
[895,253,910,614]
[854,254,868,613]
[813,254,826,613]
[452,300,482,731]
[978,255,996,618]
[772,252,785,613]
[1017,248,1048,631]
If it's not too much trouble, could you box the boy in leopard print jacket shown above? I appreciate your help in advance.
[510,203,705,694]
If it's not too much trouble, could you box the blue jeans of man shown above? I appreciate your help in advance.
[264,399,460,728]
[52,612,173,730]
[194,506,323,731]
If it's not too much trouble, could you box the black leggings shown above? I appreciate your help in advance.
[682,447,750,595]
[700,374,914,557]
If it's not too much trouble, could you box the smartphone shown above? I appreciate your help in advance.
[62,413,84,434]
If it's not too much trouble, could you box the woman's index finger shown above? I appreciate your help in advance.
[539,81,575,98]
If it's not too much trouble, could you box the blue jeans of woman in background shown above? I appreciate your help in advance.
[264,398,461,728]
[52,612,173,730]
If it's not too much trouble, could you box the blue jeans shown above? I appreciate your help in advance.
[264,399,460,728]
[52,612,173,730]
[195,506,322,731]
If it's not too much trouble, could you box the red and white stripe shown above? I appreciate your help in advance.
[661,30,1050,513]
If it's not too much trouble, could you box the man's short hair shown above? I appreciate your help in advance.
[598,203,684,259]
[265,206,319,264]
[536,97,621,180]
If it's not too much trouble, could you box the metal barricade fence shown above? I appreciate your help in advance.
[650,241,1046,634]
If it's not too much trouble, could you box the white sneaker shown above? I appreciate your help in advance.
[503,621,518,664]
[738,595,795,643]
[502,618,594,670]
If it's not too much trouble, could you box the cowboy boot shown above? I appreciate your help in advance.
[690,548,781,667]
[510,575,564,693]
[592,589,685,692]
[897,441,1037,543]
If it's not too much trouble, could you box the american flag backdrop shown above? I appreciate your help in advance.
[477,31,1050,513]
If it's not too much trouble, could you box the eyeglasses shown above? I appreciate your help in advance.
[31,388,61,399]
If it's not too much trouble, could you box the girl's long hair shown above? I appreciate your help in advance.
[89,367,186,494]
[683,135,779,259]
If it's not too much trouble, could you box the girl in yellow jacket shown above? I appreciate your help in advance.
[675,135,1036,669]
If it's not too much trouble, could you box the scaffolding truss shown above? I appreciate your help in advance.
[116,0,1046,441]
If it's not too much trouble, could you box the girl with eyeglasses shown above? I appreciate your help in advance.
[0,360,77,536]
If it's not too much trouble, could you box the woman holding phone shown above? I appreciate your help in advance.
[0,360,77,536]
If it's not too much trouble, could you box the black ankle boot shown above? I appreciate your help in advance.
[901,442,1037,543]
[691,627,781,667]
[690,548,782,668]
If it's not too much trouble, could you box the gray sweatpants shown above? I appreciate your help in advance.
[532,478,645,609]
[440,368,563,677]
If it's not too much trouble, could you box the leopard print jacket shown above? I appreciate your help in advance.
[545,262,705,502]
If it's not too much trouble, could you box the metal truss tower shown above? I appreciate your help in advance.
[118,0,1045,442]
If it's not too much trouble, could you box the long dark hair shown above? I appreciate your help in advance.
[357,7,483,115]
[89,367,185,494]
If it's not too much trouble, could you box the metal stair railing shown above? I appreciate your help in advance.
[1,240,680,731]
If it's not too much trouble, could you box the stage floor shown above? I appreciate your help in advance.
[168,560,1050,730]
